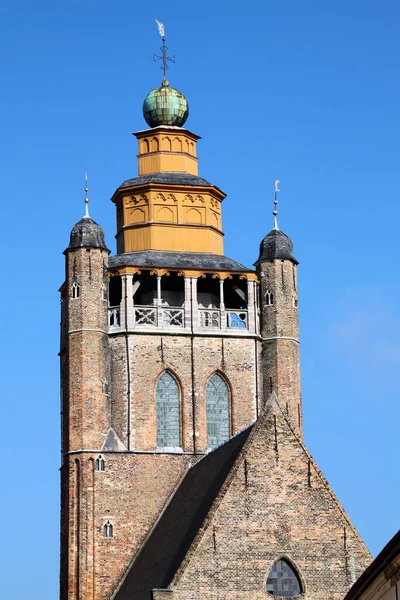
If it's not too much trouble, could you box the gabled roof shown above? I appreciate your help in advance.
[112,426,253,600]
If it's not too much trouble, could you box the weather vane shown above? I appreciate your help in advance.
[273,180,280,230]
[154,20,175,84]
[84,171,90,218]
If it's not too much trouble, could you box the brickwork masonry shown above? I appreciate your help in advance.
[158,394,372,600]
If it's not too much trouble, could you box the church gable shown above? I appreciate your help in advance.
[160,396,372,600]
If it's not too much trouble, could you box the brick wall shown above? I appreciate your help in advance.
[160,399,372,599]
[258,258,302,436]
[109,333,259,453]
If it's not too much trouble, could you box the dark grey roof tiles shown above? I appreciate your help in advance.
[68,216,109,251]
[113,426,253,600]
[119,171,222,192]
[255,228,298,265]
[109,250,253,272]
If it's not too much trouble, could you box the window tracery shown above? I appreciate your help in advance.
[266,558,303,597]
[265,290,274,306]
[156,371,180,449]
[95,455,105,472]
[103,520,113,538]
[206,373,230,449]
[72,282,80,299]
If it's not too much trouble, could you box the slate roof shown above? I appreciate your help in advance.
[343,529,400,600]
[113,426,253,600]
[108,250,254,273]
[118,172,223,193]
[255,228,298,265]
[68,216,109,252]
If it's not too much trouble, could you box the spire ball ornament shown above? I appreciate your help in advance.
[143,86,189,128]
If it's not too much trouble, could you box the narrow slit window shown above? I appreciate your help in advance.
[206,374,230,450]
[103,520,113,538]
[265,290,274,306]
[293,294,298,308]
[156,372,180,449]
[266,558,303,598]
[72,282,80,299]
[95,455,105,472]
[100,284,107,301]
[102,378,109,395]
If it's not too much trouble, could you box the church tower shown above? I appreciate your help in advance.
[60,30,371,600]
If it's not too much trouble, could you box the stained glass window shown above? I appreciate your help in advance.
[206,374,230,449]
[266,558,303,597]
[156,372,180,449]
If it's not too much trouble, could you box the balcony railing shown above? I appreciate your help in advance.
[109,307,120,327]
[109,305,248,331]
[134,306,185,328]
[199,309,220,329]
[226,310,248,329]
[199,309,248,330]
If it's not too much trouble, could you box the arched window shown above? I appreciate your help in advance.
[206,374,230,450]
[156,372,180,449]
[265,290,274,306]
[72,281,80,299]
[266,558,303,597]
[103,520,113,538]
[95,455,105,472]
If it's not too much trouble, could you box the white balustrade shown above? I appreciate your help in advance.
[132,306,185,328]
[108,307,120,327]
[199,308,248,330]
[199,309,221,329]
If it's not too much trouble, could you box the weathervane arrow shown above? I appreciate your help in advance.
[155,19,165,39]
[153,20,175,83]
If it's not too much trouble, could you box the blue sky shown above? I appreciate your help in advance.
[1,1,399,598]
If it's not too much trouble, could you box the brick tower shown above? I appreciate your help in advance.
[60,35,371,600]
[255,215,302,436]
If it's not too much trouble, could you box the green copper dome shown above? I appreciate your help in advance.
[143,81,189,128]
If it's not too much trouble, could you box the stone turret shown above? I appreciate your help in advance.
[255,226,302,437]
[61,214,111,452]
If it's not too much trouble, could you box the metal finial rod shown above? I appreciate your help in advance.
[273,180,280,230]
[154,20,175,84]
[84,171,90,218]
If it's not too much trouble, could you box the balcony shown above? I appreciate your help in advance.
[108,271,257,334]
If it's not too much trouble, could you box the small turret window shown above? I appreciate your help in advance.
[266,558,303,597]
[265,290,274,306]
[95,455,105,472]
[72,282,80,299]
[293,294,298,308]
[103,520,113,538]
[102,378,109,395]
[100,284,107,301]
